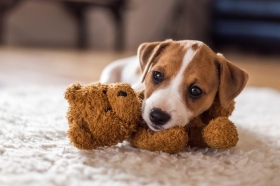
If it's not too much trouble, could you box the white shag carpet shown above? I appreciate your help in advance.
[0,86,280,186]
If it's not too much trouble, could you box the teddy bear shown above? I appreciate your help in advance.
[65,82,238,153]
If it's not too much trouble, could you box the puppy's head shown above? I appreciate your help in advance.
[138,39,248,131]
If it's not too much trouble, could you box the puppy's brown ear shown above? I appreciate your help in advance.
[137,39,172,82]
[216,53,249,108]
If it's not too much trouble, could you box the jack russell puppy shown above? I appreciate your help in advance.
[100,39,249,131]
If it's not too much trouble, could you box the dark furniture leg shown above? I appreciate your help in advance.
[110,3,125,51]
[0,7,4,44]
[64,0,126,50]
[1,0,126,50]
[0,0,22,45]
[63,2,88,49]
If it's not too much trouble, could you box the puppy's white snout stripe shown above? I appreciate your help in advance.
[143,46,198,130]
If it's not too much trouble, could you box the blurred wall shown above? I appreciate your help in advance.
[4,0,210,50]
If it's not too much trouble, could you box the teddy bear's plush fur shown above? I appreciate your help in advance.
[65,82,238,153]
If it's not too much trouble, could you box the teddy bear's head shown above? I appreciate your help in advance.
[65,82,142,124]
[65,82,142,149]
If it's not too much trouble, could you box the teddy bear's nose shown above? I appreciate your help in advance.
[117,90,127,97]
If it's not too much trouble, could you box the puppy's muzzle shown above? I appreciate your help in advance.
[149,108,171,126]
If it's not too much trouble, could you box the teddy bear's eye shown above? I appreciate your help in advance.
[102,90,107,94]
[105,107,112,112]
[117,90,127,97]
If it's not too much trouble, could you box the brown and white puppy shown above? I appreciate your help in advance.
[100,39,248,131]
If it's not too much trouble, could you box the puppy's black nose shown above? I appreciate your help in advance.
[149,108,171,126]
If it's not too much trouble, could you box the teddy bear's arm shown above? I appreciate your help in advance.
[129,126,188,154]
[202,117,238,149]
[188,114,238,149]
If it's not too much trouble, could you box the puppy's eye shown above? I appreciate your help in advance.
[189,86,203,98]
[152,71,164,84]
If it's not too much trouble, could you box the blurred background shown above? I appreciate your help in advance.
[0,0,279,89]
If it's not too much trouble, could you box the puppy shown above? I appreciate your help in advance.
[100,39,248,131]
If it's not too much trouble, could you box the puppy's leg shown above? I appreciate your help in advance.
[100,56,139,83]
[100,59,128,83]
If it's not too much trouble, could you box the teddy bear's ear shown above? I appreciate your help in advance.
[216,54,249,108]
[64,82,82,101]
[137,39,172,83]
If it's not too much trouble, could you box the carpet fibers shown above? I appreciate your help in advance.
[0,86,279,186]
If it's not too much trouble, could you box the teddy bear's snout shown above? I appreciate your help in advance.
[117,90,127,97]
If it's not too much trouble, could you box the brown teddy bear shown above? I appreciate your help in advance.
[65,82,238,153]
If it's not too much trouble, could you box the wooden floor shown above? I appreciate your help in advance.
[0,47,280,90]
[0,47,135,87]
